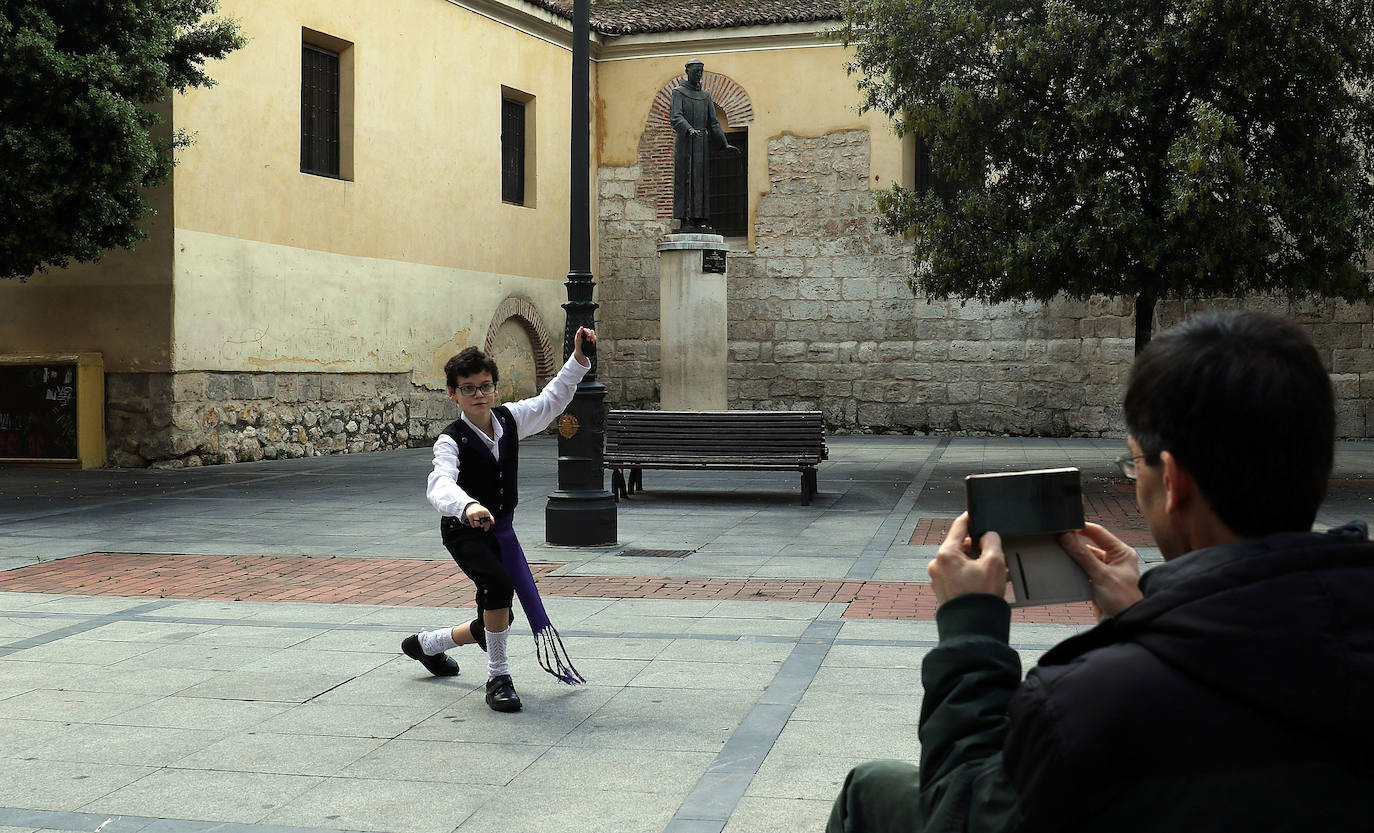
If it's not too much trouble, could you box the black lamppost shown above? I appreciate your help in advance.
[546,0,617,545]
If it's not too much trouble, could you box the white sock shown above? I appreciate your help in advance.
[418,627,457,655]
[486,628,510,678]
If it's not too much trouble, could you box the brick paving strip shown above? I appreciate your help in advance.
[0,552,1098,624]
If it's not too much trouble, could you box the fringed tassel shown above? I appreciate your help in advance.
[534,624,586,686]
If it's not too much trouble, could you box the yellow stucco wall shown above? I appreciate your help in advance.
[594,42,908,241]
[173,229,568,388]
[0,102,176,373]
[170,0,581,379]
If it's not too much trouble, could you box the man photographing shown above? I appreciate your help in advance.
[829,311,1374,832]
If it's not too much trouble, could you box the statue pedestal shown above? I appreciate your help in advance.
[657,232,728,410]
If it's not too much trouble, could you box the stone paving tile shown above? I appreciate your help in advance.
[3,638,159,667]
[790,690,924,727]
[77,618,219,643]
[0,689,162,723]
[654,638,794,665]
[173,670,365,704]
[557,687,754,753]
[746,753,881,801]
[104,695,294,732]
[626,659,777,691]
[339,738,543,784]
[396,685,615,747]
[0,758,157,813]
[722,796,834,833]
[770,715,920,761]
[84,768,325,824]
[452,786,681,833]
[261,776,487,833]
[313,666,475,710]
[289,627,416,654]
[506,746,714,797]
[16,722,222,768]
[174,731,387,777]
[683,616,813,638]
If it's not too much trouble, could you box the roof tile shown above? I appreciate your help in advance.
[533,0,843,35]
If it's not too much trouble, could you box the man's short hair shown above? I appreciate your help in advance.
[444,347,499,389]
[1124,310,1334,537]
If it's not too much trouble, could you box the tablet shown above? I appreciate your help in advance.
[965,467,1091,607]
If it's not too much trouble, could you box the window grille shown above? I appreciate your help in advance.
[301,44,340,177]
[708,131,748,236]
[915,136,962,205]
[502,98,526,204]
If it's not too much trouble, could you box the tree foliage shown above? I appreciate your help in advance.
[836,0,1374,346]
[0,1,244,280]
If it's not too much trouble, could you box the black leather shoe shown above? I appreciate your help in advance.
[485,674,522,712]
[401,634,459,677]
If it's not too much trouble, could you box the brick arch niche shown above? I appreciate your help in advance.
[484,295,558,388]
[637,72,754,219]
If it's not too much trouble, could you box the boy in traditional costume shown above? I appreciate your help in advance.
[401,327,594,711]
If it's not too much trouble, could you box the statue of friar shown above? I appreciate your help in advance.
[670,58,740,231]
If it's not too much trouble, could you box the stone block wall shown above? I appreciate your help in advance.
[595,129,1374,438]
[106,371,459,469]
[99,299,556,467]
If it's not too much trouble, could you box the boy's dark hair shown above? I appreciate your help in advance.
[1124,310,1334,537]
[444,347,499,389]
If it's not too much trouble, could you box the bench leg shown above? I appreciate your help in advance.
[611,469,625,501]
[629,468,643,495]
[801,468,818,505]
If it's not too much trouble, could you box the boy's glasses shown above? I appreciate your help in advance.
[456,382,496,397]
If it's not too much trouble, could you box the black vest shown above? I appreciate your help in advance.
[440,406,520,517]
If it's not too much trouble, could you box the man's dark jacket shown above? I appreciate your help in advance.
[918,523,1374,832]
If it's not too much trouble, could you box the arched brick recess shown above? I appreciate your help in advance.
[638,72,754,219]
[484,295,557,387]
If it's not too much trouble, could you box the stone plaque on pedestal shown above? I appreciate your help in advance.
[657,232,728,410]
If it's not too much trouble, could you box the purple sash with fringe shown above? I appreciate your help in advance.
[490,515,586,686]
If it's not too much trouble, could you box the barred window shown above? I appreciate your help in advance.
[915,136,962,205]
[301,44,340,177]
[708,131,748,237]
[501,97,527,204]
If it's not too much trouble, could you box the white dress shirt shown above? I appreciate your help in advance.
[426,354,590,518]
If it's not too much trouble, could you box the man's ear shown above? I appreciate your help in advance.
[1159,450,1193,515]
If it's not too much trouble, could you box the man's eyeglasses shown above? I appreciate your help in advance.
[1115,454,1146,480]
[456,382,496,397]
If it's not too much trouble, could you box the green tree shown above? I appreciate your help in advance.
[1,1,244,280]
[836,0,1374,349]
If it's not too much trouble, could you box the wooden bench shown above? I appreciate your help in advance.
[603,410,829,505]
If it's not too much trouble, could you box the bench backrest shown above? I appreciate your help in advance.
[604,410,828,460]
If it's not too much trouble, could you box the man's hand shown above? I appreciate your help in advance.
[1059,523,1143,618]
[723,143,741,155]
[573,326,596,365]
[929,512,1010,604]
[464,502,494,531]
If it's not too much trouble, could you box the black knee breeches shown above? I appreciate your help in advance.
[440,515,517,620]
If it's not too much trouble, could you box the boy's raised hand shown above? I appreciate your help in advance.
[573,327,597,364]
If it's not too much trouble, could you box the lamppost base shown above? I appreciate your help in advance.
[545,490,618,546]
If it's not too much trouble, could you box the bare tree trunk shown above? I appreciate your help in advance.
[1134,289,1156,355]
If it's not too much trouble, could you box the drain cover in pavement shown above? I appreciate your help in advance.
[617,549,694,558]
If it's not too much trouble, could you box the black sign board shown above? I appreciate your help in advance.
[0,363,79,459]
[702,248,727,274]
